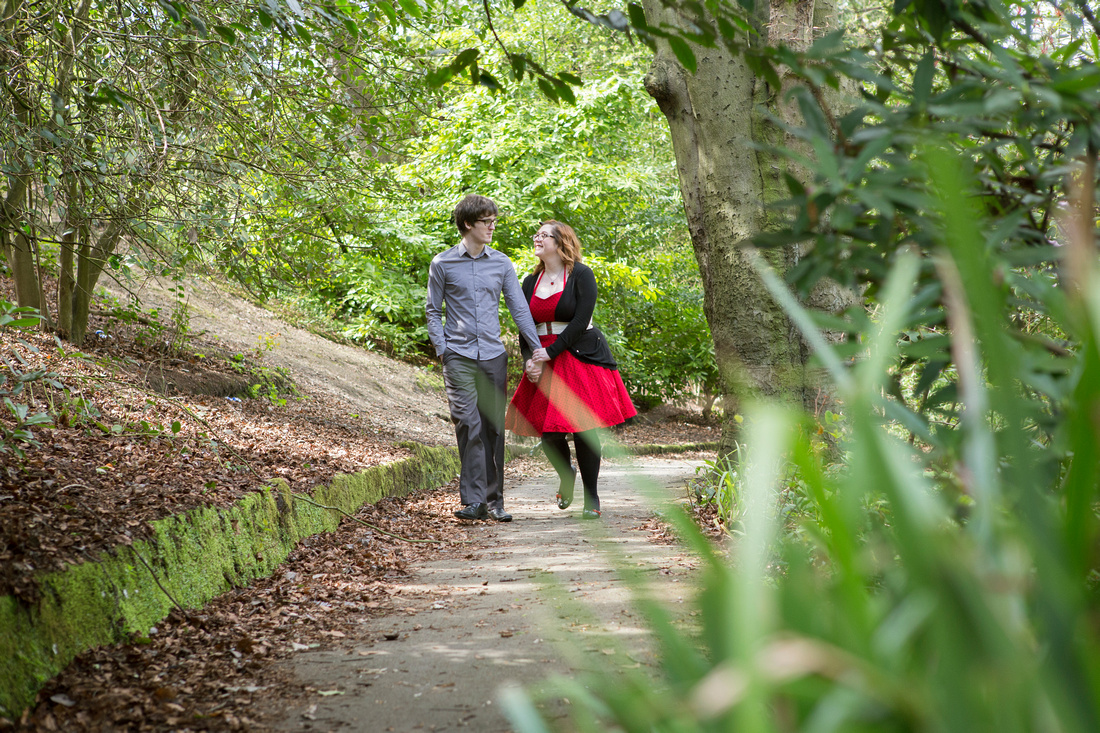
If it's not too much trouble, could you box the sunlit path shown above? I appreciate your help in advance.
[271,455,705,732]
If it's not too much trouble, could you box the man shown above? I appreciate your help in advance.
[426,194,546,522]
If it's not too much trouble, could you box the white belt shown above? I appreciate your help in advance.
[535,320,591,336]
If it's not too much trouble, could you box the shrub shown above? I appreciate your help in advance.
[502,155,1100,732]
[0,302,61,459]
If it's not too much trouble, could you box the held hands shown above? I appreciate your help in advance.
[531,347,550,363]
[524,359,543,383]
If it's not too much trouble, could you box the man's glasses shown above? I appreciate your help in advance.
[477,217,499,226]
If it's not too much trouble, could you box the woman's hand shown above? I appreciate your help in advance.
[531,347,550,363]
[525,359,543,382]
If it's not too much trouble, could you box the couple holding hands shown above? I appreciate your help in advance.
[425,194,637,522]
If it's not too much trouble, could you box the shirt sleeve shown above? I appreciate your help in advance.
[502,259,540,350]
[425,257,447,357]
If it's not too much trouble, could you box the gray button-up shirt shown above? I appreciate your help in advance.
[426,242,540,360]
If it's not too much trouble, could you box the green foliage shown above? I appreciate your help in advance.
[0,302,60,459]
[505,169,1100,729]
[596,249,716,407]
[3,0,712,400]
[227,357,300,408]
[749,0,1100,473]
[358,2,710,392]
[1,0,437,340]
[262,0,714,397]
[689,411,844,533]
[331,256,429,358]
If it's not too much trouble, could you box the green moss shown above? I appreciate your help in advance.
[0,443,461,718]
[414,369,445,394]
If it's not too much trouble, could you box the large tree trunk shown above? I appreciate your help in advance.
[642,0,846,453]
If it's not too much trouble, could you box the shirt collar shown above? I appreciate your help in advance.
[458,241,489,259]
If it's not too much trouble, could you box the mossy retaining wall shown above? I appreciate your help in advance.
[0,442,460,718]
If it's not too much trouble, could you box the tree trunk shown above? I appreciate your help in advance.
[53,0,93,340]
[57,220,77,340]
[641,0,834,453]
[3,230,40,310]
[1,0,40,310]
[70,215,132,345]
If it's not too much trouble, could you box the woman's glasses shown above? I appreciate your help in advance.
[533,232,554,241]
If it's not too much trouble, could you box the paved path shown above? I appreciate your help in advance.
[272,455,706,732]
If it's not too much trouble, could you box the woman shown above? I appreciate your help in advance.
[505,221,637,519]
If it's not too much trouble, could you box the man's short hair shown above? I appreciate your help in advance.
[452,194,498,235]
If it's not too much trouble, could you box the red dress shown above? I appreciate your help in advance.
[506,290,637,437]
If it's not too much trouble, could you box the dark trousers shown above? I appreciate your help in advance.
[542,430,602,510]
[441,352,508,509]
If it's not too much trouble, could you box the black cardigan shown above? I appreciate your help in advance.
[518,262,618,369]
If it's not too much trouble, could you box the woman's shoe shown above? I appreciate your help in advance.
[556,464,577,510]
[581,508,602,520]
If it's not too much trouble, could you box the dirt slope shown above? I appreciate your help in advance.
[104,272,454,445]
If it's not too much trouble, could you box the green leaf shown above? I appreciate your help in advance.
[187,14,208,37]
[295,22,312,42]
[375,1,397,24]
[510,54,526,81]
[257,8,273,28]
[667,36,697,74]
[783,171,806,197]
[157,0,181,23]
[537,78,559,103]
[425,66,454,87]
[797,92,831,138]
[1050,66,1100,94]
[913,50,934,105]
[343,18,359,37]
[214,25,236,44]
[558,71,582,86]
[513,0,527,8]
[171,420,182,434]
[554,79,576,105]
[2,317,42,329]
[396,0,423,19]
[1053,37,1085,63]
[478,71,501,90]
[451,48,480,71]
